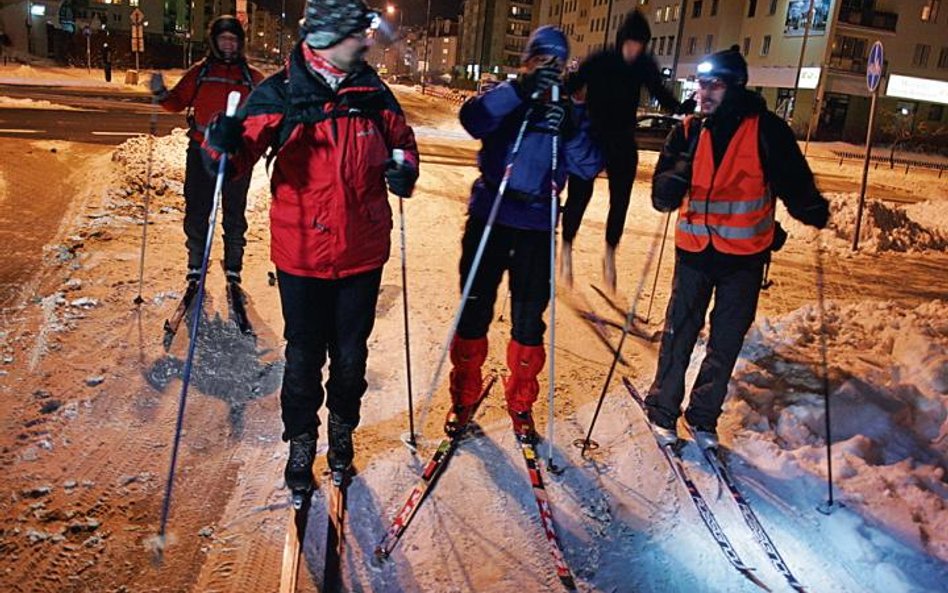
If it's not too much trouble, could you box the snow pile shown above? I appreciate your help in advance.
[109,129,271,217]
[779,192,948,254]
[0,96,81,110]
[731,300,948,562]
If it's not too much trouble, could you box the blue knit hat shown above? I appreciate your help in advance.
[523,26,569,63]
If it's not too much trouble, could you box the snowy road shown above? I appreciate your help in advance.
[0,84,945,593]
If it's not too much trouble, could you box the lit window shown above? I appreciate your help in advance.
[921,0,941,22]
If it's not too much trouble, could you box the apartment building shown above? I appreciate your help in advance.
[2,0,240,59]
[459,0,540,79]
[539,1,948,142]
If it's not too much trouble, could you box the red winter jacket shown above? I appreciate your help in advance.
[159,57,264,143]
[213,43,419,279]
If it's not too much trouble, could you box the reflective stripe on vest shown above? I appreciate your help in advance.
[675,114,774,255]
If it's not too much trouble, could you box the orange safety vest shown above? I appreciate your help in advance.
[675,115,775,256]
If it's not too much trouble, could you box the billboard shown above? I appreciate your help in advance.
[784,0,832,36]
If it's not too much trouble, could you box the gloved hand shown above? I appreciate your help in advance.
[519,65,561,100]
[205,113,244,155]
[678,97,697,115]
[797,200,830,229]
[149,72,167,99]
[385,157,418,198]
[651,158,691,212]
[541,102,567,131]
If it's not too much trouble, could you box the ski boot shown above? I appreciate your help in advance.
[162,271,201,350]
[224,270,253,335]
[509,408,538,444]
[285,432,317,509]
[327,414,355,487]
[688,422,719,450]
[649,415,679,448]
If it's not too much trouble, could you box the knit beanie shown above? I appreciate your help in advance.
[299,0,378,49]
[698,45,749,87]
[522,25,569,63]
[615,9,651,47]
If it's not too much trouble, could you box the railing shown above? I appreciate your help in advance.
[838,7,898,32]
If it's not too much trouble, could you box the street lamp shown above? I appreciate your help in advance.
[385,4,403,29]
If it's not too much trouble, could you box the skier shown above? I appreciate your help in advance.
[645,46,829,449]
[202,0,419,489]
[561,9,695,291]
[448,26,601,442]
[149,15,264,329]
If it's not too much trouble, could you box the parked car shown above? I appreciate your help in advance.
[635,114,682,152]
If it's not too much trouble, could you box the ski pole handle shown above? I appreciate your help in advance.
[225,90,241,117]
[392,148,405,167]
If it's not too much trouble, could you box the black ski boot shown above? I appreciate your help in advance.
[327,414,355,487]
[162,275,200,350]
[285,432,317,508]
[225,271,253,335]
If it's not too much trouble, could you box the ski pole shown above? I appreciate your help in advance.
[416,104,536,432]
[575,214,668,456]
[134,93,160,306]
[546,84,560,473]
[154,92,242,561]
[644,211,672,324]
[393,148,417,452]
[815,236,840,515]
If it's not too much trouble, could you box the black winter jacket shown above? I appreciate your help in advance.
[566,50,681,144]
[654,88,829,268]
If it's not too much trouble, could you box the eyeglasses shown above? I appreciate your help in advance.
[697,78,726,91]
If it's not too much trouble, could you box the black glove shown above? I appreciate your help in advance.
[797,200,830,229]
[651,158,691,212]
[678,97,697,115]
[206,114,244,155]
[385,158,418,198]
[541,102,567,132]
[519,65,561,100]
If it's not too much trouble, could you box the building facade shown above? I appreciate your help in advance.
[538,0,948,143]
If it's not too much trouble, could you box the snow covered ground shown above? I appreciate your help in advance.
[0,82,946,593]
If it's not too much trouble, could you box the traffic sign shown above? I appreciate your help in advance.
[130,8,144,27]
[866,41,883,93]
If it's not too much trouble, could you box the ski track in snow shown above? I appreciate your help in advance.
[0,83,946,593]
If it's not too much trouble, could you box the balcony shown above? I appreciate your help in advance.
[828,56,866,74]
[837,7,898,32]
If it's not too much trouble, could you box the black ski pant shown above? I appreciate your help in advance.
[456,216,550,347]
[645,253,764,430]
[277,267,383,441]
[562,137,639,248]
[183,140,251,274]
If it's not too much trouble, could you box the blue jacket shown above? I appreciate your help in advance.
[460,82,602,231]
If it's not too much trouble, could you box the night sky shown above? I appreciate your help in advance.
[258,0,462,28]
